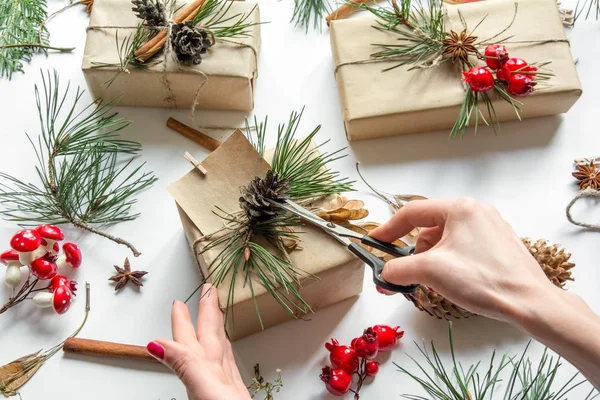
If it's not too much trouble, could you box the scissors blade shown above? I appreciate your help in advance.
[272,200,360,246]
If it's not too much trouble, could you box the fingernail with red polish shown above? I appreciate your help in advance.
[146,341,165,360]
[375,285,386,295]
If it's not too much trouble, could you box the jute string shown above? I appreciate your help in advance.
[566,188,600,230]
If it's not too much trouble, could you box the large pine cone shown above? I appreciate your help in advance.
[171,22,212,65]
[405,238,575,319]
[132,0,166,27]
[239,171,290,222]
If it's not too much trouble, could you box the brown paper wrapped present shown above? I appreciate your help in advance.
[168,130,365,341]
[329,0,582,141]
[82,0,260,111]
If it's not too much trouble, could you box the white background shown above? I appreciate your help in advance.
[1,0,599,399]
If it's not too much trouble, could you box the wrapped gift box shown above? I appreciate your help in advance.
[82,0,260,111]
[168,130,365,341]
[329,0,582,140]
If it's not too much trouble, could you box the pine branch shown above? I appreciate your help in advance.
[0,0,74,79]
[0,70,157,257]
[575,0,600,21]
[291,0,331,32]
[398,322,599,400]
[193,0,262,38]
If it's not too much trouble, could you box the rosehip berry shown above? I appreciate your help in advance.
[507,73,537,97]
[352,327,379,360]
[48,275,78,294]
[484,44,508,70]
[496,57,528,82]
[325,339,359,374]
[462,67,494,92]
[366,361,379,376]
[320,366,352,396]
[372,325,405,351]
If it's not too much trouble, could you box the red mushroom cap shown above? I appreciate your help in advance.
[49,275,77,294]
[52,285,73,315]
[62,243,82,268]
[37,225,64,241]
[10,229,42,252]
[0,249,20,265]
[30,256,58,280]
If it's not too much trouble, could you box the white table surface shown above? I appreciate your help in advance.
[1,0,599,398]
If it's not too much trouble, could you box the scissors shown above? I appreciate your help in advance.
[271,199,419,294]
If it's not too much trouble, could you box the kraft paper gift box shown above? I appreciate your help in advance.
[82,0,260,111]
[168,130,365,341]
[329,0,582,141]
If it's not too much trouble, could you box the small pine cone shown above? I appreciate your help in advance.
[132,0,166,27]
[171,22,213,65]
[239,170,290,222]
[402,238,575,320]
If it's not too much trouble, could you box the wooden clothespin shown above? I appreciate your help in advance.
[184,151,208,175]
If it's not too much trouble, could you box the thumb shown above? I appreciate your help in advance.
[147,339,196,380]
[381,253,432,287]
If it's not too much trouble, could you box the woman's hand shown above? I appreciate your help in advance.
[369,198,557,324]
[146,285,251,400]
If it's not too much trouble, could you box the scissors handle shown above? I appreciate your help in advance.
[348,243,418,294]
[360,236,414,257]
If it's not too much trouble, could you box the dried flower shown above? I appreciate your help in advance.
[572,161,600,190]
[441,29,478,63]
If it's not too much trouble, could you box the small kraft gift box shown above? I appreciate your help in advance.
[168,130,365,341]
[82,0,260,111]
[329,0,582,140]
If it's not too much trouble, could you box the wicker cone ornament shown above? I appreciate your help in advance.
[405,238,575,319]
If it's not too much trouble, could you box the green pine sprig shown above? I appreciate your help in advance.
[398,322,599,400]
[291,0,331,32]
[189,109,353,330]
[192,0,262,38]
[0,0,75,79]
[0,70,157,257]
[575,0,600,22]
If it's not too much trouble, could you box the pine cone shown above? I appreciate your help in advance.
[171,22,212,65]
[131,0,166,27]
[239,171,290,222]
[403,238,575,320]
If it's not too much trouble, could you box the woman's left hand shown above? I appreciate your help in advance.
[146,284,251,400]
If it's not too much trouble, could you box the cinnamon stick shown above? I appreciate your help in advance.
[325,0,382,25]
[134,0,209,62]
[63,337,160,363]
[167,117,222,151]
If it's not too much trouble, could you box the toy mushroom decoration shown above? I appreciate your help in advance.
[31,256,59,280]
[10,229,43,265]
[1,249,23,288]
[56,242,82,270]
[37,225,64,253]
[32,285,74,315]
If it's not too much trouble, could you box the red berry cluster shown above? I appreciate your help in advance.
[320,324,404,397]
[1,225,82,315]
[462,44,538,97]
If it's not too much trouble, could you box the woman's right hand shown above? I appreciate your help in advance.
[369,198,560,325]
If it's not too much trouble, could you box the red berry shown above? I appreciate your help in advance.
[366,361,379,376]
[320,366,352,396]
[507,73,537,97]
[484,44,508,70]
[496,58,528,82]
[48,275,78,294]
[325,339,359,374]
[372,325,405,351]
[352,327,379,360]
[462,67,494,92]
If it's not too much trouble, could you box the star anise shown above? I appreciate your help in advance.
[442,29,478,63]
[81,0,94,13]
[572,162,600,190]
[109,257,148,291]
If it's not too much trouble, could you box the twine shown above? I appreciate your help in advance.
[566,188,600,230]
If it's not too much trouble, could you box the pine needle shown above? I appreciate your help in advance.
[291,0,331,32]
[0,0,74,79]
[0,70,157,256]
